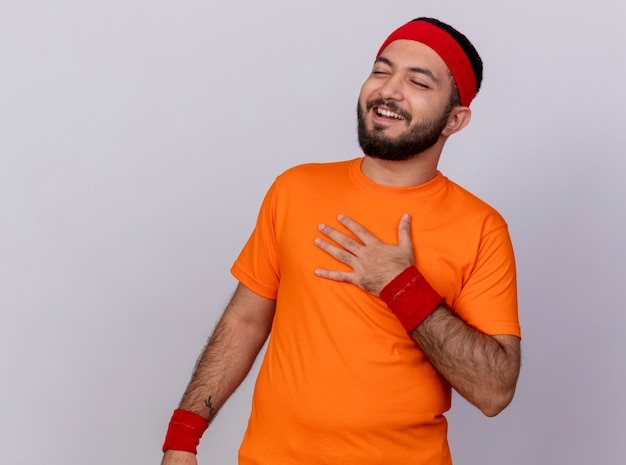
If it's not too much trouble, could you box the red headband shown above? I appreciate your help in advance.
[376,21,477,106]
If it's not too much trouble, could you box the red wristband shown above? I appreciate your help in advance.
[162,408,209,454]
[379,266,443,332]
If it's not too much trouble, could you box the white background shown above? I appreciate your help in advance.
[1,1,625,464]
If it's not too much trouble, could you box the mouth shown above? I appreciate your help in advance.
[374,106,406,120]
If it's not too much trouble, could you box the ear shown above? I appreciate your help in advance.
[441,106,471,137]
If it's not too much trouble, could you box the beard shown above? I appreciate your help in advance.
[357,99,450,161]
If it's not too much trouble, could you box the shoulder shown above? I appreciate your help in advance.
[441,176,508,232]
[274,160,354,194]
[277,160,354,183]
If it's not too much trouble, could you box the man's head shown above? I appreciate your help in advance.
[357,17,483,161]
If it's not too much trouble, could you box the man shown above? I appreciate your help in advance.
[161,17,521,465]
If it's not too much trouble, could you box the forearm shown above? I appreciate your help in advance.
[161,286,274,463]
[179,317,265,420]
[411,305,520,417]
[178,285,275,422]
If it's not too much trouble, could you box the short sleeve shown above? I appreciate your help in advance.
[453,223,521,337]
[230,182,281,300]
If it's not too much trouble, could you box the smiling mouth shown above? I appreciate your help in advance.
[375,106,406,120]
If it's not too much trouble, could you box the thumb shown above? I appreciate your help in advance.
[397,214,414,248]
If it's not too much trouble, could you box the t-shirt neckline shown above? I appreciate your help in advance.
[349,157,447,197]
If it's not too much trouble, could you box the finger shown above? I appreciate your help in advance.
[397,214,414,249]
[314,268,355,285]
[318,223,362,255]
[337,215,377,244]
[314,237,356,267]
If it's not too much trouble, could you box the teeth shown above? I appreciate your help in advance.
[377,108,404,119]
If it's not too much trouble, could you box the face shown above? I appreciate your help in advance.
[357,40,456,161]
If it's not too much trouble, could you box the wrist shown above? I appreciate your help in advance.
[161,450,197,465]
[162,408,209,455]
[379,265,443,332]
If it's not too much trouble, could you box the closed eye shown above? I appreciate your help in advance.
[372,68,390,75]
[410,80,430,89]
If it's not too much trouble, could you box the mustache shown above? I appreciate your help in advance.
[365,99,411,122]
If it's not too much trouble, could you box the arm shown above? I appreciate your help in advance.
[412,308,520,416]
[161,283,276,465]
[314,214,520,417]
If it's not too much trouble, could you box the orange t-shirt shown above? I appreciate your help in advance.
[231,159,520,465]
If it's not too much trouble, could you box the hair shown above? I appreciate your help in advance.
[413,17,483,105]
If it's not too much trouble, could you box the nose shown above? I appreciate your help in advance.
[378,74,404,101]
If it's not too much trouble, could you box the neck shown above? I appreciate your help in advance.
[360,147,442,188]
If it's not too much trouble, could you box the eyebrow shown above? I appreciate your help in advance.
[375,56,440,84]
